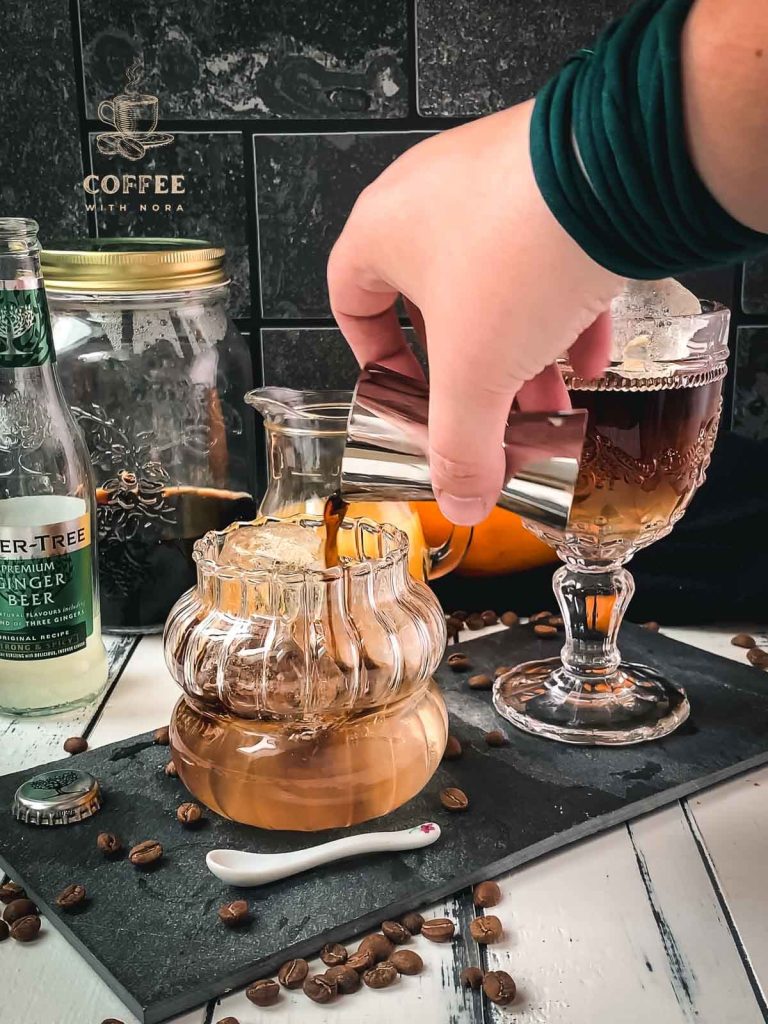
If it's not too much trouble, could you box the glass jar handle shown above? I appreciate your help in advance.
[426,525,473,580]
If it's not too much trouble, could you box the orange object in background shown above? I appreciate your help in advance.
[415,503,557,576]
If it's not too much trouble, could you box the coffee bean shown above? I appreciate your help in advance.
[468,673,492,690]
[303,974,337,1003]
[218,900,249,927]
[164,760,178,777]
[347,949,375,972]
[55,883,86,909]
[325,964,361,994]
[500,611,519,626]
[176,802,203,826]
[277,958,309,989]
[534,624,558,637]
[0,920,8,941]
[529,611,554,623]
[483,970,516,1005]
[461,966,484,989]
[470,915,503,944]
[451,610,469,621]
[63,736,88,754]
[358,933,394,962]
[466,613,486,630]
[390,949,423,975]
[245,979,279,1006]
[216,1019,240,1024]
[420,917,455,943]
[154,725,170,745]
[443,734,463,760]
[381,919,411,944]
[440,787,469,811]
[473,880,502,908]
[446,616,463,642]
[101,1020,125,1024]
[641,621,660,632]
[399,910,424,935]
[0,882,25,904]
[3,898,38,924]
[129,840,163,866]
[363,961,398,989]
[481,610,498,626]
[320,942,348,966]
[447,653,471,672]
[731,633,756,649]
[484,730,508,747]
[97,832,122,856]
[549,615,564,628]
[493,665,512,678]
[747,648,768,669]
[10,915,41,942]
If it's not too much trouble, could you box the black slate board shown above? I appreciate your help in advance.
[1,624,768,1023]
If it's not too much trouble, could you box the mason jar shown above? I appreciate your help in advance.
[41,239,256,634]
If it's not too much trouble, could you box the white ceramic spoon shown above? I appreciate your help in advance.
[206,821,441,887]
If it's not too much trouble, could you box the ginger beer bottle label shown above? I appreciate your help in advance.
[0,280,55,367]
[0,510,94,660]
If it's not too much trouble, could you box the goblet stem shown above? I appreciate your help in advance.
[553,562,635,684]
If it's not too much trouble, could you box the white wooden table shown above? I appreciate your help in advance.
[2,624,768,1024]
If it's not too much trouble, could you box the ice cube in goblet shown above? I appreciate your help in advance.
[220,521,324,570]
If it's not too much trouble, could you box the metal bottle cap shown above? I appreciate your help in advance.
[12,768,101,826]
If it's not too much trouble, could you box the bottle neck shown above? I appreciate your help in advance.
[0,248,55,369]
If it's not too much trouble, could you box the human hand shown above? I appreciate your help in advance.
[328,100,625,526]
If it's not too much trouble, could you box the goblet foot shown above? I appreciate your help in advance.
[493,658,689,746]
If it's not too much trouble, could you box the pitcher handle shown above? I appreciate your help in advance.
[98,99,116,127]
[426,524,473,580]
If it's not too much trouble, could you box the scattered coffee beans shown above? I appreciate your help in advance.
[129,840,163,866]
[461,966,484,990]
[3,898,38,924]
[748,648,768,669]
[500,611,519,626]
[10,915,41,942]
[446,616,463,642]
[529,611,553,623]
[549,615,564,628]
[154,726,170,745]
[97,832,122,856]
[101,1020,125,1024]
[481,610,498,626]
[363,961,399,989]
[731,633,756,649]
[483,970,516,1005]
[0,920,8,941]
[468,673,492,690]
[470,915,503,944]
[493,665,512,678]
[440,787,469,811]
[216,1019,239,1024]
[473,880,502,908]
[359,932,394,962]
[55,884,86,909]
[534,624,558,637]
[447,653,471,672]
[399,911,424,935]
[303,974,337,1003]
[381,919,411,944]
[278,958,309,989]
[346,949,375,972]
[465,613,486,630]
[320,942,348,966]
[421,917,455,943]
[218,900,249,927]
[484,730,508,748]
[164,760,178,777]
[325,964,361,994]
[0,882,25,904]
[176,802,203,826]
[443,734,463,760]
[245,979,280,1006]
[451,610,469,621]
[390,949,423,976]
[641,621,660,632]
[63,736,88,755]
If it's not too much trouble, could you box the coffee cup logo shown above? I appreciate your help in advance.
[95,58,173,162]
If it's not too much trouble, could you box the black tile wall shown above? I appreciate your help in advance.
[732,327,768,440]
[2,4,86,237]
[416,0,633,116]
[88,131,250,315]
[742,255,768,314]
[255,132,430,318]
[80,0,408,119]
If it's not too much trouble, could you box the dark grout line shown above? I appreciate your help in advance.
[82,116,469,135]
[406,0,419,119]
[68,0,97,238]
[80,637,141,741]
[681,800,768,1021]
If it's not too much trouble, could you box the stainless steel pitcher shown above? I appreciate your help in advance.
[341,364,587,531]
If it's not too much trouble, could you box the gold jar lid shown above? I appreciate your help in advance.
[41,238,227,293]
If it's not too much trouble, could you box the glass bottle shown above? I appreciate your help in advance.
[0,219,107,715]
